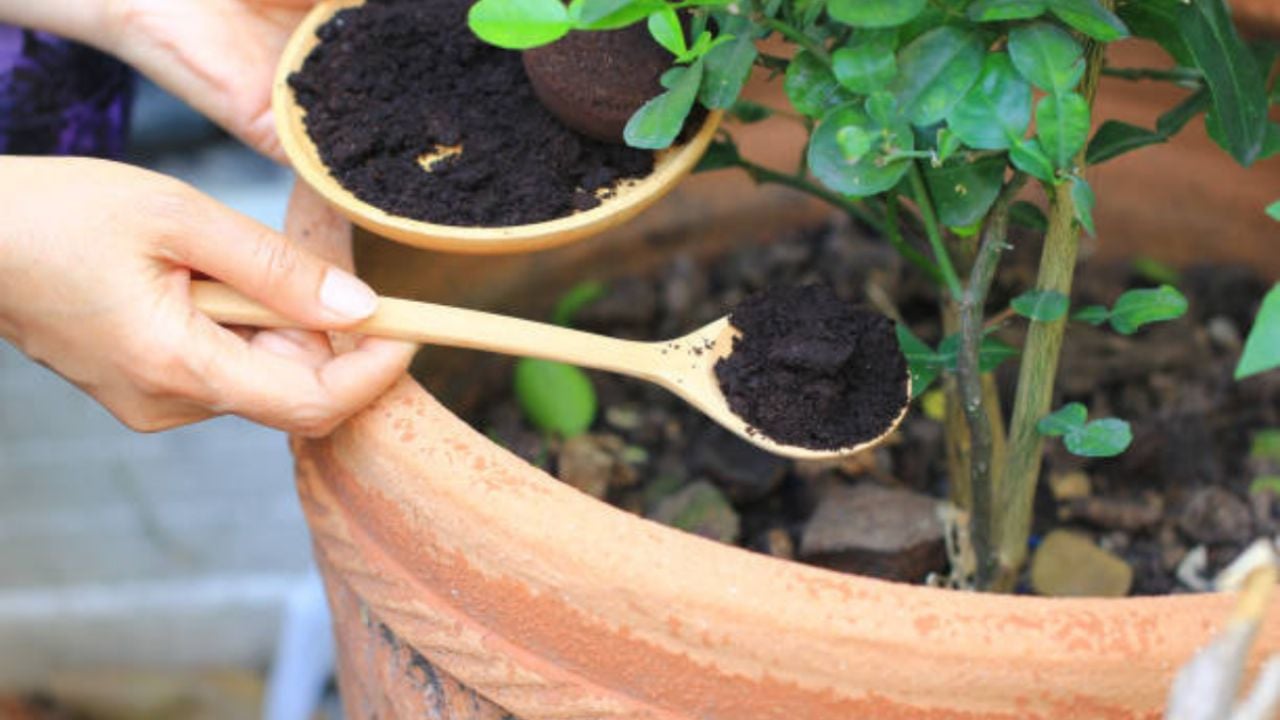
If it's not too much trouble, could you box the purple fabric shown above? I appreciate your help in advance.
[0,24,133,158]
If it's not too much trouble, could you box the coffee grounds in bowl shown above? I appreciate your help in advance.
[288,0,655,227]
[714,285,910,450]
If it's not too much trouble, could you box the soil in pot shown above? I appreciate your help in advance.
[288,0,657,227]
[433,219,1280,595]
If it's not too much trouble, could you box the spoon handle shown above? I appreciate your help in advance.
[191,281,666,380]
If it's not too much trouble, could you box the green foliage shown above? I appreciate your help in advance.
[552,281,607,326]
[924,154,1006,228]
[1237,284,1280,380]
[514,359,598,437]
[807,103,913,196]
[895,323,1019,397]
[1011,289,1070,322]
[1037,402,1133,458]
[828,0,927,28]
[1036,92,1090,169]
[1008,22,1085,97]
[1268,201,1280,223]
[1046,0,1128,42]
[625,59,705,148]
[786,51,854,117]
[469,0,572,48]
[946,53,1032,151]
[1069,285,1190,334]
[888,26,986,126]
[1070,176,1096,235]
[1109,285,1190,335]
[832,31,898,94]
[968,0,1046,23]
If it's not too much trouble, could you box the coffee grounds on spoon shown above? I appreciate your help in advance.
[714,285,910,450]
[288,0,655,227]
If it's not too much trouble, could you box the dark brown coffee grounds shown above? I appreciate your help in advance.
[714,285,910,450]
[288,0,655,227]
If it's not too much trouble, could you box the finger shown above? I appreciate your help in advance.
[163,195,378,329]
[190,316,414,435]
[250,328,333,370]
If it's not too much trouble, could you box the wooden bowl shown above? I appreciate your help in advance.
[273,0,723,255]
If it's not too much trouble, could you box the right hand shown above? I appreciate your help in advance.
[0,156,416,436]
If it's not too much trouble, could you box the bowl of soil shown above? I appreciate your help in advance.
[275,0,721,254]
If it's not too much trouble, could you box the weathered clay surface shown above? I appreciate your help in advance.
[295,379,1280,720]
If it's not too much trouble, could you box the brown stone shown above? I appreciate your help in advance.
[1031,531,1134,598]
[800,483,946,583]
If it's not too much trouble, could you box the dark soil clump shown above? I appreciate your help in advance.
[288,0,655,226]
[714,285,910,450]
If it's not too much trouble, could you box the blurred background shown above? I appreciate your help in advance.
[1,28,338,720]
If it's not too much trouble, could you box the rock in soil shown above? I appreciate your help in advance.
[558,434,638,499]
[1060,493,1164,532]
[1031,530,1133,598]
[1178,486,1254,545]
[800,482,946,583]
[692,426,788,502]
[649,481,741,544]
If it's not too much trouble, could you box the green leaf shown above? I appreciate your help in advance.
[568,0,661,29]
[1048,0,1129,42]
[865,92,900,126]
[808,102,914,196]
[469,0,571,49]
[968,0,1047,22]
[1071,175,1096,236]
[728,100,772,123]
[785,50,855,118]
[936,334,1020,373]
[1012,289,1070,322]
[1267,201,1280,222]
[946,52,1033,151]
[552,281,607,326]
[1086,121,1166,165]
[1038,402,1087,436]
[1073,304,1110,326]
[1132,257,1182,286]
[648,7,688,57]
[1011,201,1049,232]
[923,154,1008,228]
[1086,90,1210,165]
[1109,284,1189,335]
[1065,418,1133,457]
[695,137,741,172]
[895,323,940,397]
[836,125,875,161]
[1253,429,1280,463]
[1237,284,1280,380]
[1036,92,1091,169]
[1008,21,1085,96]
[624,59,704,149]
[889,26,986,126]
[700,18,759,108]
[1173,0,1269,166]
[514,359,598,437]
[1010,137,1057,182]
[832,31,899,94]
[828,0,927,28]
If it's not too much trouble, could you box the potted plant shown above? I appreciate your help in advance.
[288,0,1280,716]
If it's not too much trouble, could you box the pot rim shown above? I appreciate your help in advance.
[298,375,1280,719]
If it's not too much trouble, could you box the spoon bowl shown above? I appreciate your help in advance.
[274,0,723,255]
[193,282,908,460]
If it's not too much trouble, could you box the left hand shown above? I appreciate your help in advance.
[103,0,319,161]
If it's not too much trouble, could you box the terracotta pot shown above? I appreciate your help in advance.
[292,11,1280,719]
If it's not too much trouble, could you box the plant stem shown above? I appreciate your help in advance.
[762,18,830,66]
[993,24,1110,591]
[885,193,946,286]
[956,173,1026,589]
[1102,66,1203,85]
[908,162,963,301]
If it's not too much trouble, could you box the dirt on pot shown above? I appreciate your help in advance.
[288,0,655,227]
[448,219,1280,594]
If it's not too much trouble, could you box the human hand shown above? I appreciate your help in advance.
[0,156,415,435]
[104,0,319,160]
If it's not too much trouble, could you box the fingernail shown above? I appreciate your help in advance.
[320,268,378,320]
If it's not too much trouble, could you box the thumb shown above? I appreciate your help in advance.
[164,192,377,328]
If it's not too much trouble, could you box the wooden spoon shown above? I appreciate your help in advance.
[192,282,908,461]
[274,0,722,255]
